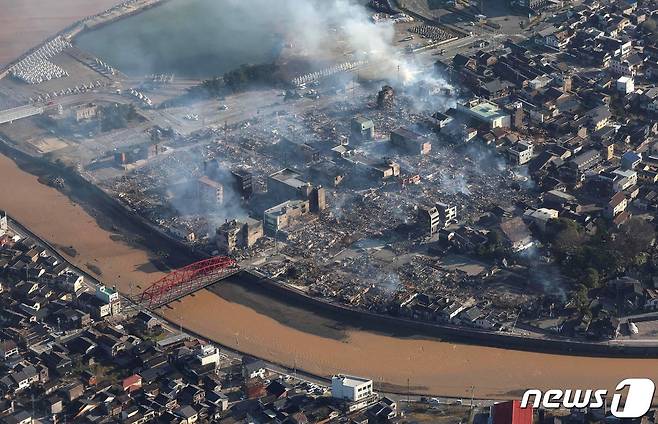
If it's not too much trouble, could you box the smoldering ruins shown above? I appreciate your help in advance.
[0,0,575,338]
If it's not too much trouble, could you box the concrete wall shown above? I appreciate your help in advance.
[241,271,658,358]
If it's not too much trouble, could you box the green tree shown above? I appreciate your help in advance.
[582,268,600,288]
[613,218,656,265]
[549,218,585,257]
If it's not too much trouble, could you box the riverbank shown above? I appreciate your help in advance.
[0,142,185,292]
[218,271,658,358]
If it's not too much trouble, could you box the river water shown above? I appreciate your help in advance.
[75,0,285,78]
[1,152,657,399]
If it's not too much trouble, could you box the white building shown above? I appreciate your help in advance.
[523,208,558,231]
[436,202,458,227]
[507,141,534,165]
[616,76,635,95]
[612,168,638,192]
[458,100,511,129]
[332,375,373,402]
[0,211,6,237]
[196,344,220,367]
[96,285,119,303]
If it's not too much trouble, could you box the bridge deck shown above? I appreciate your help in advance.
[133,268,240,310]
[0,105,44,125]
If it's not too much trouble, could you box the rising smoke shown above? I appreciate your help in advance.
[222,0,448,90]
[162,153,249,234]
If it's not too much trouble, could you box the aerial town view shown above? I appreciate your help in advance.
[0,0,657,422]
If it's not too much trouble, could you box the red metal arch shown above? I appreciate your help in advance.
[139,256,238,308]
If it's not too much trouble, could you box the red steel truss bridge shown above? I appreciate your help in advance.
[133,256,239,309]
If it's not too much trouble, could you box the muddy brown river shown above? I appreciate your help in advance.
[1,153,657,399]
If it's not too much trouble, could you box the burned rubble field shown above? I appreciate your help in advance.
[108,83,549,332]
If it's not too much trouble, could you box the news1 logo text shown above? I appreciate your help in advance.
[521,379,655,418]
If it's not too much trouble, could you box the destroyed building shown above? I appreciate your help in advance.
[376,85,394,109]
[350,116,375,142]
[418,202,457,236]
[267,168,327,212]
[216,218,264,254]
[390,127,431,155]
[197,176,224,206]
[264,200,310,234]
[231,168,254,198]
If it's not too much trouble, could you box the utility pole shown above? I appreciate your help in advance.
[407,377,411,408]
[470,385,475,409]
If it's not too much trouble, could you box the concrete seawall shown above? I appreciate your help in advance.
[238,271,658,358]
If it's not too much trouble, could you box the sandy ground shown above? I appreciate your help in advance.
[0,0,121,67]
[1,153,658,399]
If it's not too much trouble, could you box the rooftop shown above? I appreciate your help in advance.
[333,374,372,388]
[269,168,308,189]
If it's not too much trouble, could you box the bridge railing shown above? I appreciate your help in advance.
[135,256,239,310]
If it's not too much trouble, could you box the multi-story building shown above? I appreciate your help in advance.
[197,176,224,205]
[264,200,310,234]
[310,186,326,213]
[216,218,264,254]
[331,375,373,402]
[569,150,602,173]
[617,76,635,94]
[350,116,375,142]
[93,286,122,317]
[0,211,7,237]
[457,99,511,129]
[523,208,558,232]
[390,128,431,155]
[231,168,253,198]
[507,142,534,165]
[610,54,643,77]
[612,169,638,192]
[606,192,628,218]
[436,202,457,226]
[418,202,457,235]
[417,205,440,235]
[268,168,327,212]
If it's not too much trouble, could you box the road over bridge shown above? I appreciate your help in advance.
[0,104,44,125]
[132,256,239,310]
